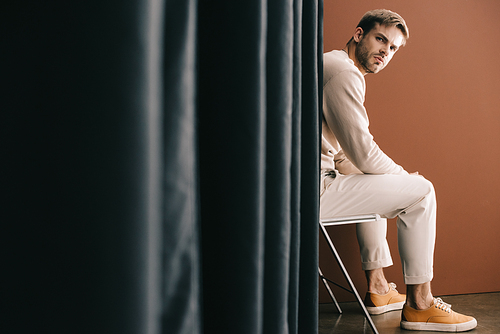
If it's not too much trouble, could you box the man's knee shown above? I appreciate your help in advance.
[412,176,436,199]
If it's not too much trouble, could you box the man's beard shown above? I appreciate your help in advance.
[355,38,378,74]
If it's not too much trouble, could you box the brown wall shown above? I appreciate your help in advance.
[320,0,500,303]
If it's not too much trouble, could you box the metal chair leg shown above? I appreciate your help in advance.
[319,222,379,334]
[319,267,342,313]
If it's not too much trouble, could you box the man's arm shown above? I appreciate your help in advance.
[323,69,408,175]
[334,150,362,175]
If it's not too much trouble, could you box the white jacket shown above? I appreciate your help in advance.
[322,50,408,175]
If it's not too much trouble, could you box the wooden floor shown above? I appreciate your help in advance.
[319,292,500,334]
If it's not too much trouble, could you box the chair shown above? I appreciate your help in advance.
[319,214,383,334]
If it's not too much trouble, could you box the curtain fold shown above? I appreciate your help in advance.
[162,0,201,333]
[263,0,294,333]
[197,0,268,332]
[298,1,322,332]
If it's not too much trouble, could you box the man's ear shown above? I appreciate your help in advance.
[353,27,364,43]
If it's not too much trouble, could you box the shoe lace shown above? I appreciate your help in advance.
[434,298,452,313]
[388,282,398,292]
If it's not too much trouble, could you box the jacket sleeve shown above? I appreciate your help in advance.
[323,69,408,175]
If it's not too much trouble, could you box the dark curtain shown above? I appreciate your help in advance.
[4,0,322,333]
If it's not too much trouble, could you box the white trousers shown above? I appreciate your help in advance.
[320,171,437,285]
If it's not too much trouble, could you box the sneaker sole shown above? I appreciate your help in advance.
[400,318,477,332]
[367,300,405,315]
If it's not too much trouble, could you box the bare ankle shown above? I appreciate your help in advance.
[365,268,389,295]
[406,297,433,310]
[406,282,433,310]
[369,281,389,295]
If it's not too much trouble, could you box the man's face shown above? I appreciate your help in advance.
[354,23,405,75]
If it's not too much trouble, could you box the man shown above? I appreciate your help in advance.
[321,9,477,332]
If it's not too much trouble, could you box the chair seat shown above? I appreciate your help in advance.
[321,214,381,226]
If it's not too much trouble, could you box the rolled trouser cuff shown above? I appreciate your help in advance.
[404,272,433,285]
[361,257,393,271]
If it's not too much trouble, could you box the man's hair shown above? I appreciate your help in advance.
[348,9,409,45]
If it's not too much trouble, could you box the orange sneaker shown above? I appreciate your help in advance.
[400,298,477,332]
[364,282,406,315]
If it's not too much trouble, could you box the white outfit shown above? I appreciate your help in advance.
[320,50,436,285]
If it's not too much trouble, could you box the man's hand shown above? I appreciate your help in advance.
[334,150,363,175]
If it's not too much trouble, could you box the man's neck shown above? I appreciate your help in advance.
[344,43,367,76]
